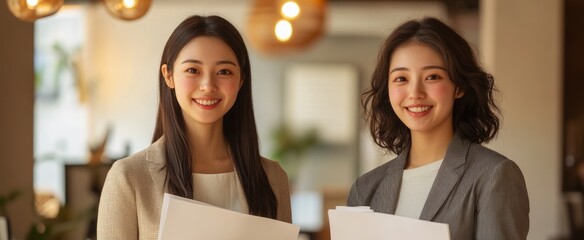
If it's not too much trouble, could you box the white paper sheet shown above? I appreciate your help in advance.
[0,216,8,240]
[328,206,450,240]
[158,193,300,240]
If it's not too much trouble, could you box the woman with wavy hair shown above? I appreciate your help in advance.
[97,15,291,239]
[348,17,529,239]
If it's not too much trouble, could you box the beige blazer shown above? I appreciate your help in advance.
[97,138,292,240]
[348,133,529,240]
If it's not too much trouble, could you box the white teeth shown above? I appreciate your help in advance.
[195,99,219,106]
[408,106,431,113]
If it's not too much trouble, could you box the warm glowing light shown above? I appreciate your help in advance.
[26,0,39,8]
[35,192,60,219]
[281,1,300,19]
[275,19,293,42]
[122,0,137,8]
[8,0,64,21]
[247,0,325,54]
[103,0,151,20]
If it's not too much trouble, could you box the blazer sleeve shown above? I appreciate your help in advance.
[263,159,292,223]
[275,164,292,223]
[97,161,138,240]
[476,159,530,240]
[347,180,360,206]
[278,171,292,223]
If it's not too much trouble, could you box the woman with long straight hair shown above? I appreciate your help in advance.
[97,15,291,239]
[348,17,529,239]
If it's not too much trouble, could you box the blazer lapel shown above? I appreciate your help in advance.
[370,148,408,214]
[146,138,167,196]
[419,133,469,221]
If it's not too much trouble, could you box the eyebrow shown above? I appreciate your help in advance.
[181,59,238,66]
[389,65,446,74]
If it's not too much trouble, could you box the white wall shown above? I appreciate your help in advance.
[481,0,564,239]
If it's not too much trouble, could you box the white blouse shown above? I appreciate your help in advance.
[192,171,243,213]
[394,159,443,219]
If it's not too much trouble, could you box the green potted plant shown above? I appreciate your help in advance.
[270,124,319,185]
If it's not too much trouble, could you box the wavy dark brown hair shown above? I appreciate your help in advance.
[151,15,277,218]
[362,17,500,154]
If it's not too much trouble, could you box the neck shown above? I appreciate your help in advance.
[184,118,233,173]
[407,126,454,169]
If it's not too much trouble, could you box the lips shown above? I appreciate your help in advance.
[407,106,432,113]
[194,98,221,106]
[193,98,222,110]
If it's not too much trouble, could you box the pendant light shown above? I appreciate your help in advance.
[247,0,326,55]
[103,0,152,21]
[7,0,64,22]
[7,0,151,22]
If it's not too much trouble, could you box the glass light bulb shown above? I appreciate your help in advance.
[122,0,137,9]
[275,19,293,42]
[26,0,39,8]
[281,1,300,19]
[103,0,152,21]
[7,0,64,22]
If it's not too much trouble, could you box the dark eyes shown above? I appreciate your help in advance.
[391,74,441,83]
[426,74,440,80]
[186,68,199,74]
[185,68,233,75]
[217,69,233,75]
[394,77,406,82]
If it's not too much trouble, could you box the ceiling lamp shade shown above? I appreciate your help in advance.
[247,0,326,55]
[7,0,64,22]
[103,0,152,21]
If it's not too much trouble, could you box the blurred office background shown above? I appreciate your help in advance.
[1,0,580,239]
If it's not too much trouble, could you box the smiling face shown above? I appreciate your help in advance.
[162,36,242,127]
[388,41,463,137]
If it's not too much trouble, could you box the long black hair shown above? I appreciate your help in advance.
[362,17,500,154]
[152,15,277,218]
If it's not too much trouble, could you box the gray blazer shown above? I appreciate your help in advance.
[347,134,529,240]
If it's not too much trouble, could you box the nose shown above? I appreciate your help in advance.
[199,73,218,92]
[409,78,426,99]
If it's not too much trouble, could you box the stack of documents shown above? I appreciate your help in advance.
[158,193,300,240]
[328,206,450,240]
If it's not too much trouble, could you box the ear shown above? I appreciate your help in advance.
[161,64,174,89]
[455,87,465,99]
